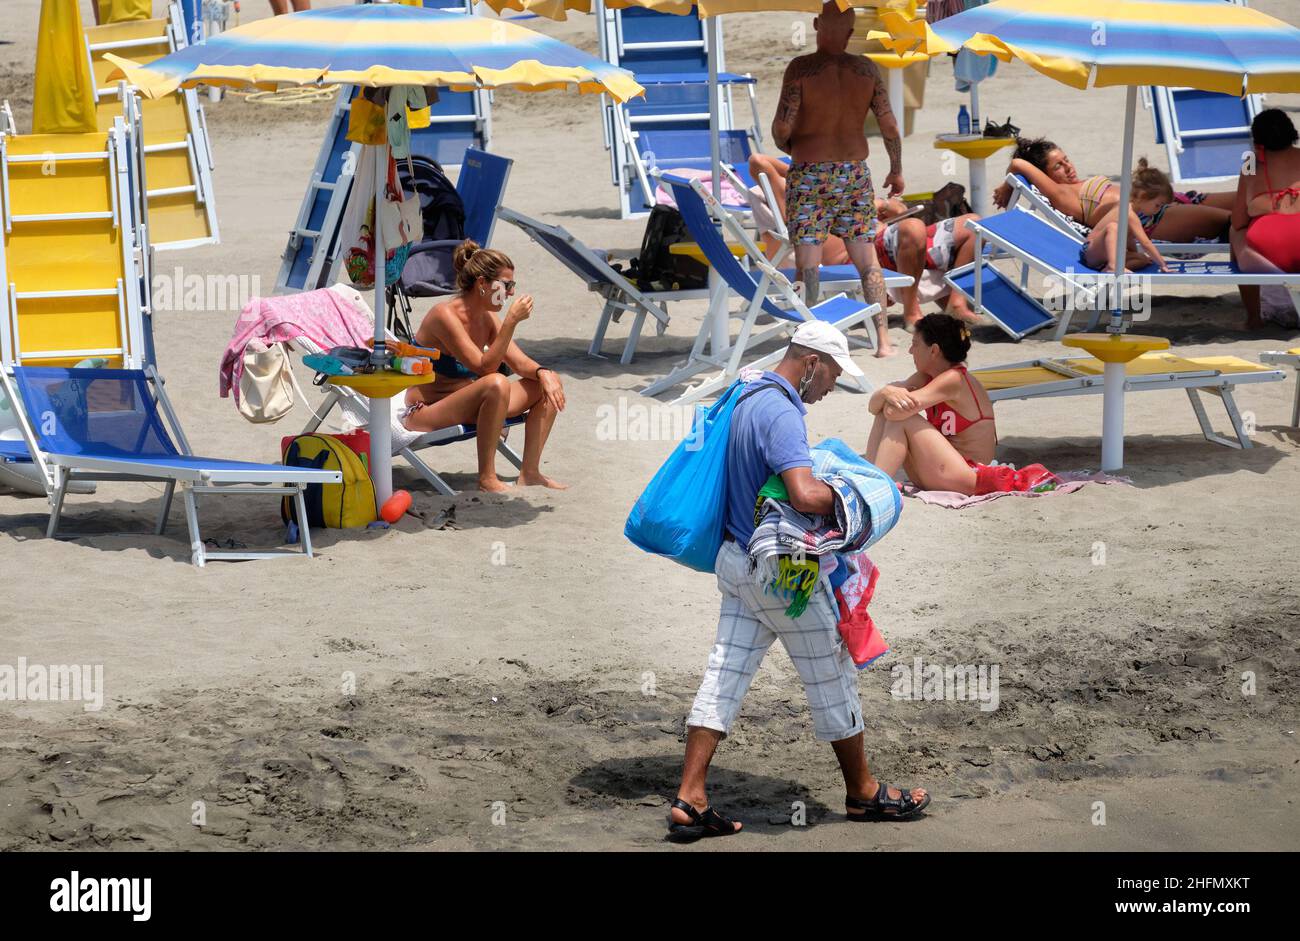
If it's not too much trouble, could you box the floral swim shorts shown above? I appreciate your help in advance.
[786,160,877,245]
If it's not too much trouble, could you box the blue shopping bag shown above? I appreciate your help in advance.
[624,379,748,573]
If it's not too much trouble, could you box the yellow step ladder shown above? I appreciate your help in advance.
[84,1,218,250]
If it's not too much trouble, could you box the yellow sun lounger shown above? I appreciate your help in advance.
[84,3,218,250]
[974,352,1284,450]
[0,119,147,369]
[1259,348,1300,428]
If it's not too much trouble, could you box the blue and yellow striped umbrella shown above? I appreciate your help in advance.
[870,0,1300,95]
[105,2,643,101]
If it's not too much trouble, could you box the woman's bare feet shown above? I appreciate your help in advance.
[478,476,513,493]
[519,472,569,490]
[875,343,899,358]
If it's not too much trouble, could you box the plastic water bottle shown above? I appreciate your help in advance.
[958,105,971,136]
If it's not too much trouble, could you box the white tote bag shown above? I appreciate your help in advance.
[238,339,296,424]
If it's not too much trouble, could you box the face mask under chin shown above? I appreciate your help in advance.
[798,364,816,402]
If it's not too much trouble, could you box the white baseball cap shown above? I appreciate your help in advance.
[790,321,864,378]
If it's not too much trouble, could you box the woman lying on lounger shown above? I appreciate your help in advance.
[991,136,1232,243]
[400,240,567,492]
[866,313,995,494]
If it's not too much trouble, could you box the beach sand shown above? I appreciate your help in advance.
[0,0,1297,851]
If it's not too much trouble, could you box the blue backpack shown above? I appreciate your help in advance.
[625,379,791,573]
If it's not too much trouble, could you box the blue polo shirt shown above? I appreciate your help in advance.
[724,372,811,544]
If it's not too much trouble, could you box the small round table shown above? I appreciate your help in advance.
[327,371,433,506]
[1061,333,1170,471]
[933,135,1017,217]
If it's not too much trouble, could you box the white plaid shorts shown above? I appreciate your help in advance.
[686,540,864,742]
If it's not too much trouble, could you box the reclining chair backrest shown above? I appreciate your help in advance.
[457,149,512,247]
[12,366,178,459]
[639,129,752,182]
[658,174,788,320]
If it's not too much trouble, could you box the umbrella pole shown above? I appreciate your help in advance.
[707,15,721,201]
[370,141,394,509]
[1111,85,1137,332]
[1099,85,1139,473]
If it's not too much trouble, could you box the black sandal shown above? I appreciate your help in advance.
[846,782,931,821]
[666,798,742,843]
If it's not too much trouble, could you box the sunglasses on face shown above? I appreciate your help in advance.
[493,279,517,295]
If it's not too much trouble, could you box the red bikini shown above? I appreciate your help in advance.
[1245,148,1300,273]
[926,366,994,437]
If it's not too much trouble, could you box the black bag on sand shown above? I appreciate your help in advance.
[905,182,974,225]
[634,205,710,292]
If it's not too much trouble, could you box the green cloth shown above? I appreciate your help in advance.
[752,472,816,618]
[753,473,788,525]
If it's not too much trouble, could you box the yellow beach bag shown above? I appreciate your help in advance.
[280,434,376,529]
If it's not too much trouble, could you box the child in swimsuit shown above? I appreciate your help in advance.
[1079,165,1172,274]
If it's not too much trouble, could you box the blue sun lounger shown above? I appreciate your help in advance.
[497,206,693,364]
[597,2,761,218]
[950,206,1300,339]
[0,366,340,566]
[1148,85,1261,189]
[647,172,912,405]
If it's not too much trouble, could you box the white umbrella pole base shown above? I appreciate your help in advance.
[1100,362,1125,472]
[1061,333,1170,474]
[370,395,394,509]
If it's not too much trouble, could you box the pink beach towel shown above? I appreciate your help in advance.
[901,471,1132,508]
[655,168,745,209]
[219,285,374,403]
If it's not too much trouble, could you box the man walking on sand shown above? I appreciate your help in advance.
[666,322,930,843]
[772,1,905,357]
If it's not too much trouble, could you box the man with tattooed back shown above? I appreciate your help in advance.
[773,1,904,357]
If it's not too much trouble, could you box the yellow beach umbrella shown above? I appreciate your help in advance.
[105,2,644,506]
[32,0,99,134]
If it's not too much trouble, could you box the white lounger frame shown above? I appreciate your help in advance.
[497,205,687,364]
[646,173,914,406]
[85,1,219,251]
[0,117,147,370]
[0,365,336,566]
[1259,350,1300,428]
[981,356,1284,449]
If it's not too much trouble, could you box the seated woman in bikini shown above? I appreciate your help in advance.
[1230,109,1300,328]
[866,313,995,495]
[991,136,1232,243]
[400,240,567,493]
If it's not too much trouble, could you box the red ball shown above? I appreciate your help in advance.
[380,489,411,524]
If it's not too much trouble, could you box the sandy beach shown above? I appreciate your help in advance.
[0,0,1297,851]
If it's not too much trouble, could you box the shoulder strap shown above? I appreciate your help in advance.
[737,378,797,408]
